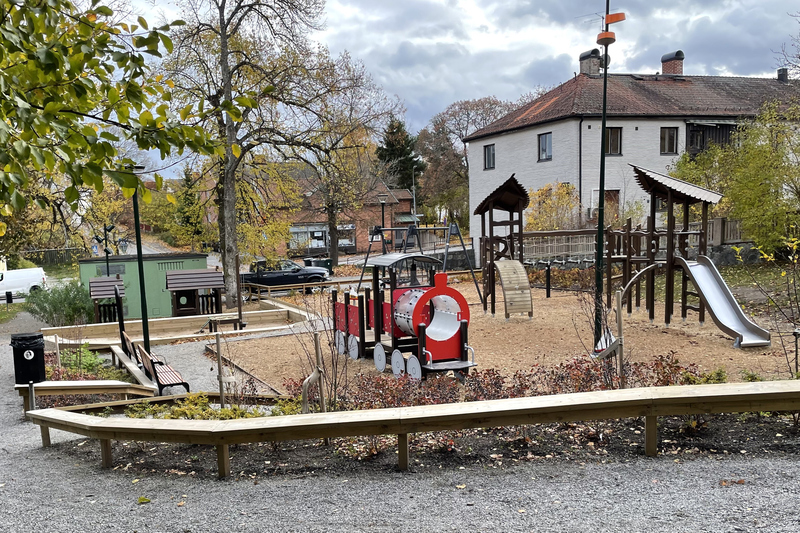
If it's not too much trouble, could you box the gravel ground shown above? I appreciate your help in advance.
[2,312,800,532]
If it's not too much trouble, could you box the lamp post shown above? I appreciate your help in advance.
[411,167,417,220]
[126,166,149,352]
[94,223,115,276]
[593,3,625,348]
[377,192,389,254]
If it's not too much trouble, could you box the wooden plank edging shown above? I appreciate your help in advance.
[27,381,800,479]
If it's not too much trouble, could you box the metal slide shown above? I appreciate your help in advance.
[675,256,770,348]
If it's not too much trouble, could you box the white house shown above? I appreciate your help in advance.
[465,49,800,233]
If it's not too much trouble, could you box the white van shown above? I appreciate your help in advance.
[0,268,47,295]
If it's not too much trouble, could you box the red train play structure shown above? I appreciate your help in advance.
[332,251,477,380]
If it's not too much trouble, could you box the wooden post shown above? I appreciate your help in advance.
[398,433,409,470]
[645,415,658,457]
[54,334,61,368]
[100,439,112,468]
[665,189,675,326]
[217,444,231,479]
[616,290,625,389]
[216,332,226,409]
[647,198,657,323]
[699,202,708,324]
[40,426,51,447]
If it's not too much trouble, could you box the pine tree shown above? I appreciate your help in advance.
[376,116,426,191]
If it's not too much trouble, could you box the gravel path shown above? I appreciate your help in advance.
[2,312,800,531]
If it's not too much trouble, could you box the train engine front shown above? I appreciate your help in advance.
[333,253,476,380]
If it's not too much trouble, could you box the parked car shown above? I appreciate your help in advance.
[0,267,47,296]
[240,259,330,292]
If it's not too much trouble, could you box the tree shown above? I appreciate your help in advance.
[670,101,800,252]
[417,96,523,228]
[525,183,580,231]
[164,0,323,306]
[174,166,210,250]
[0,0,218,236]
[376,116,425,192]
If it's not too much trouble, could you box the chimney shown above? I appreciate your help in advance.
[778,68,789,83]
[661,50,685,75]
[579,49,601,76]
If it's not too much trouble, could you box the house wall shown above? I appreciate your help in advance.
[468,117,685,236]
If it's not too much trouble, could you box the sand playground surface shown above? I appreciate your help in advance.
[223,281,789,393]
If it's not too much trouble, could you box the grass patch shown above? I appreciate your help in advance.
[0,303,26,324]
[43,263,79,280]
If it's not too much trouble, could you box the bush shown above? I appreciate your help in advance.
[6,255,37,269]
[25,280,93,326]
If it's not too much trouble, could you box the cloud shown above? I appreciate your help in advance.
[318,0,800,131]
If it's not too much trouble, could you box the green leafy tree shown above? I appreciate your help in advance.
[0,0,218,236]
[174,166,210,250]
[163,0,323,307]
[525,183,580,231]
[671,101,800,252]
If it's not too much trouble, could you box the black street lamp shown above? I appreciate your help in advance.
[94,223,115,275]
[377,193,389,254]
[593,3,625,348]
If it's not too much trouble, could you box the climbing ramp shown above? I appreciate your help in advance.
[493,260,533,319]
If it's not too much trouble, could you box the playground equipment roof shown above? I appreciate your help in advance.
[365,252,443,268]
[165,269,225,291]
[89,276,125,299]
[631,165,722,205]
[473,174,530,215]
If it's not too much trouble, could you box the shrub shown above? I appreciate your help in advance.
[26,280,93,327]
[7,255,37,269]
[124,393,266,420]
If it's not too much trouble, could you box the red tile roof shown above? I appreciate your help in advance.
[464,73,800,142]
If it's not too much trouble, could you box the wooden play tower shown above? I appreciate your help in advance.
[606,165,723,324]
[474,174,533,318]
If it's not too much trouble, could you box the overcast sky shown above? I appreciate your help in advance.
[315,0,799,133]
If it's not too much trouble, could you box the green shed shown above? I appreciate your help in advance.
[78,253,209,319]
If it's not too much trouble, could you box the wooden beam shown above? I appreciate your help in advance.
[398,433,409,470]
[217,444,230,479]
[645,415,657,457]
[40,426,51,447]
[100,439,112,468]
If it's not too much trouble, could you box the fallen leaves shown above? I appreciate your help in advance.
[719,479,746,487]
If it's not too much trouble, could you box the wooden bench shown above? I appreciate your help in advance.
[136,345,190,396]
[207,315,243,333]
[27,380,800,479]
[16,380,154,413]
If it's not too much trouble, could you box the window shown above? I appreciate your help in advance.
[688,129,704,151]
[605,127,622,155]
[483,144,495,170]
[538,132,552,161]
[660,127,678,154]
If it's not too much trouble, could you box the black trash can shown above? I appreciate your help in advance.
[11,333,46,385]
[303,258,313,267]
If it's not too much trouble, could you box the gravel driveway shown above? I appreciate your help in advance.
[1,312,800,532]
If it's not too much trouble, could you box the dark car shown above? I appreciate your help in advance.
[240,259,330,291]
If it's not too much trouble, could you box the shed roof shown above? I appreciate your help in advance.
[165,269,225,291]
[473,174,530,215]
[89,277,125,300]
[631,165,722,205]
